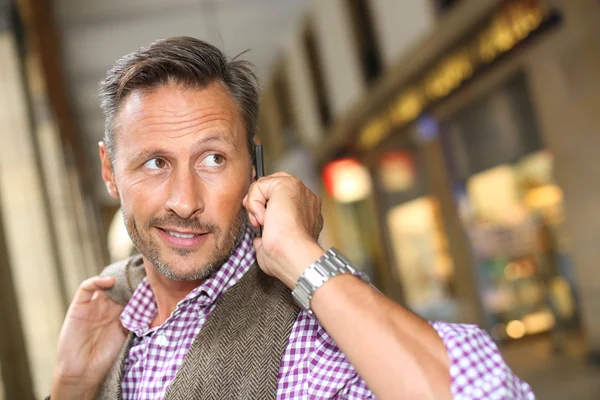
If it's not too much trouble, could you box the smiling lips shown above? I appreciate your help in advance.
[156,227,209,249]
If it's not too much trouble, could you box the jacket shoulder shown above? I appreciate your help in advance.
[99,255,145,306]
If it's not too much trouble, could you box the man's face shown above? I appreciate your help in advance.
[100,82,252,280]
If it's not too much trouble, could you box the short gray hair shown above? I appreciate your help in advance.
[99,37,260,158]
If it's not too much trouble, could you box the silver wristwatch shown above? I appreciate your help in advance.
[292,247,370,314]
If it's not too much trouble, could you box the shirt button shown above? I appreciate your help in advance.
[197,310,203,318]
[156,333,168,347]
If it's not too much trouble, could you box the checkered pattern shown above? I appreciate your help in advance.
[120,226,534,399]
[432,322,535,399]
[277,311,373,398]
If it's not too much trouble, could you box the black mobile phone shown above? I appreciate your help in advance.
[254,144,264,235]
[254,143,264,180]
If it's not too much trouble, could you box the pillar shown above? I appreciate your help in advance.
[0,29,64,398]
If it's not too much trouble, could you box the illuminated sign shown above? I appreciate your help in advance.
[358,0,557,150]
[322,158,372,203]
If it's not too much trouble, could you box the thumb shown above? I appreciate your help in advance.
[73,276,116,304]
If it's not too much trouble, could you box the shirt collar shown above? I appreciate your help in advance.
[120,226,257,335]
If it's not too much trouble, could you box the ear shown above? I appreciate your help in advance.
[251,140,258,181]
[99,141,120,200]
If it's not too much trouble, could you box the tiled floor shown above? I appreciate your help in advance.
[501,333,600,399]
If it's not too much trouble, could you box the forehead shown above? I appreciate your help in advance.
[113,82,245,148]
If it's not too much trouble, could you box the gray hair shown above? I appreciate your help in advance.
[99,37,260,159]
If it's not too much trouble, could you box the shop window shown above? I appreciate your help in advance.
[303,24,332,127]
[440,72,579,340]
[387,196,456,321]
[345,0,382,85]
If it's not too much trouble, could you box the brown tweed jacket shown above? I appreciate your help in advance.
[95,255,300,399]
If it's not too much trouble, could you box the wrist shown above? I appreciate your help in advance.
[51,387,97,400]
[276,237,324,289]
[51,374,98,400]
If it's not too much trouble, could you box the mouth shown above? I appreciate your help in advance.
[155,227,210,250]
[162,229,203,238]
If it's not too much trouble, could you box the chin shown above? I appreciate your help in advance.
[158,261,219,281]
[145,247,214,281]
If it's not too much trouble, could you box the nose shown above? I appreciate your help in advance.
[164,167,204,219]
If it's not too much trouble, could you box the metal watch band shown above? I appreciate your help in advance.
[291,247,370,314]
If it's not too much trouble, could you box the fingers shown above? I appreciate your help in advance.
[72,276,116,304]
[242,191,264,228]
[243,172,323,238]
[244,176,281,225]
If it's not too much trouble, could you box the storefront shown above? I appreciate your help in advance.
[435,72,578,339]
[321,0,582,339]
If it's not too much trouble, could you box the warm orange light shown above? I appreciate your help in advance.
[506,320,526,339]
[322,158,372,203]
[522,310,555,335]
[525,184,563,210]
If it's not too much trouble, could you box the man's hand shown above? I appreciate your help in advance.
[243,172,325,288]
[51,276,127,400]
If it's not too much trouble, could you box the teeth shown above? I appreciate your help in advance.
[167,231,197,239]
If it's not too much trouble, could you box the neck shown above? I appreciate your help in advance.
[144,261,204,328]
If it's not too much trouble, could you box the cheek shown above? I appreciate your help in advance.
[118,177,167,220]
[207,181,248,221]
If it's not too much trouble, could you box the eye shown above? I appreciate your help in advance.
[143,157,167,170]
[202,154,225,167]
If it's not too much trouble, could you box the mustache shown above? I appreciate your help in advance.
[147,214,219,233]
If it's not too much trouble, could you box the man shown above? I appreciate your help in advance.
[50,37,534,399]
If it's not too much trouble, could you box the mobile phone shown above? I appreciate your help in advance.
[254,143,264,180]
[254,144,264,235]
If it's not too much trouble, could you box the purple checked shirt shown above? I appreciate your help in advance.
[120,227,534,399]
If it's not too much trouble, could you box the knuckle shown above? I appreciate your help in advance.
[81,276,98,287]
[247,183,262,200]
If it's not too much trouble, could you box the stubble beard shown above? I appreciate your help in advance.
[123,206,248,281]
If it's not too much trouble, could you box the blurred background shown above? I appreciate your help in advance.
[0,0,598,398]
